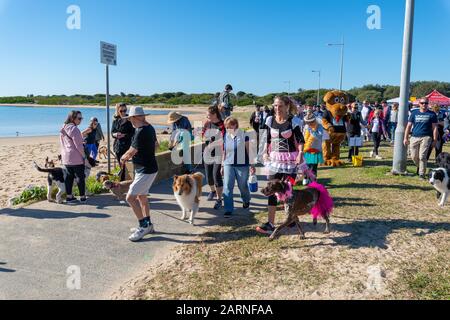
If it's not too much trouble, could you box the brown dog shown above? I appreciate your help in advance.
[173,173,204,225]
[261,179,334,241]
[103,180,133,201]
[97,146,108,160]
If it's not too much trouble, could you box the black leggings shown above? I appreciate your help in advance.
[372,132,381,155]
[205,163,223,188]
[348,147,360,160]
[268,172,297,206]
[65,165,86,197]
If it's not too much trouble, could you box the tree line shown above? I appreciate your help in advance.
[0,81,448,107]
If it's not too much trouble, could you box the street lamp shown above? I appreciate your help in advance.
[392,0,415,175]
[312,70,321,106]
[283,80,291,95]
[327,36,345,91]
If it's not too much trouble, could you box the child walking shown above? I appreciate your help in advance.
[303,112,324,183]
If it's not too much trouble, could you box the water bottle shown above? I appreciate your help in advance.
[248,174,258,193]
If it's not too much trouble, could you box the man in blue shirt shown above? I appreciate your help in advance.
[404,98,438,179]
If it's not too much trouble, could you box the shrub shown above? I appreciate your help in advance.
[12,186,47,206]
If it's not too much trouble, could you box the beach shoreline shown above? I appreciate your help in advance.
[0,103,208,110]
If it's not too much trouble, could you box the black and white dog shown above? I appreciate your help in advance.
[429,168,450,208]
[34,159,93,204]
[34,162,67,204]
[436,152,450,170]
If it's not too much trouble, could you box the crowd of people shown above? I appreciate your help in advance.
[57,84,450,241]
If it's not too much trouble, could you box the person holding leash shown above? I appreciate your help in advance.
[257,96,305,235]
[120,106,159,242]
[60,111,87,205]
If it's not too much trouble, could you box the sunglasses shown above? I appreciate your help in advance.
[119,109,127,113]
[77,117,83,121]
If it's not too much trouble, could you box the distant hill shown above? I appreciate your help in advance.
[1,81,448,107]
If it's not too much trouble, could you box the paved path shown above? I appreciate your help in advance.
[0,172,267,300]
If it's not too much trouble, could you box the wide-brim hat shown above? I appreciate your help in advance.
[123,106,149,119]
[167,112,183,124]
[304,112,317,123]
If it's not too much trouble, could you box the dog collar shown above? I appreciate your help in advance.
[275,182,293,203]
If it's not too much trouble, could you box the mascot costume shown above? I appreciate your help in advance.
[322,90,349,167]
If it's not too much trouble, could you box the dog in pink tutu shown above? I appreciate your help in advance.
[261,176,334,241]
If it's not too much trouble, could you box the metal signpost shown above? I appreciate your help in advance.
[100,41,117,174]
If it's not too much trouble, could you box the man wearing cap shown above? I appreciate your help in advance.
[168,111,193,173]
[219,84,234,119]
[404,98,438,180]
[120,106,159,242]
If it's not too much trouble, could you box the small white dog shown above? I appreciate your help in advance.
[172,173,204,225]
[429,168,450,207]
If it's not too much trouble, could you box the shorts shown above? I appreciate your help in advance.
[128,172,158,196]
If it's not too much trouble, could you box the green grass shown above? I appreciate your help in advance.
[123,142,450,300]
[12,176,108,206]
[392,253,450,300]
[157,140,170,153]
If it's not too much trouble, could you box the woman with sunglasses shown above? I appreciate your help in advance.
[112,103,135,170]
[60,110,87,204]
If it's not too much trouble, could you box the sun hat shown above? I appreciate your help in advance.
[304,111,317,124]
[167,112,183,124]
[123,106,149,118]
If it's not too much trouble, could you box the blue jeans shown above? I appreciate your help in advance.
[223,166,251,214]
[389,122,397,142]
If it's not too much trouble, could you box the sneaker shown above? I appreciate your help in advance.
[129,224,154,242]
[224,212,232,218]
[370,151,374,158]
[80,197,88,204]
[207,191,217,201]
[214,199,223,210]
[375,155,383,160]
[65,197,78,205]
[256,222,275,235]
[243,202,250,209]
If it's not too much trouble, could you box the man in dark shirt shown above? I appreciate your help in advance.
[121,106,159,242]
[404,98,438,179]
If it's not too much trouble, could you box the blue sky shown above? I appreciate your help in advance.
[0,0,448,96]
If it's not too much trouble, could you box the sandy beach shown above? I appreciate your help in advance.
[0,106,256,208]
[0,133,172,208]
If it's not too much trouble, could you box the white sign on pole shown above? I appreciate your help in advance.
[100,41,117,66]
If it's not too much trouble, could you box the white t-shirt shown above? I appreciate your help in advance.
[371,118,380,133]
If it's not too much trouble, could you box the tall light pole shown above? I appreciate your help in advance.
[284,80,291,95]
[312,70,321,105]
[393,0,415,175]
[327,36,345,91]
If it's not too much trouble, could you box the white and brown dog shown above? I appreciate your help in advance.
[173,173,204,225]
[429,168,450,207]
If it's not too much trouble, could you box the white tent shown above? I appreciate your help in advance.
[387,97,400,104]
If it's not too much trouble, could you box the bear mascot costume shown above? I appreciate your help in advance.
[322,90,350,167]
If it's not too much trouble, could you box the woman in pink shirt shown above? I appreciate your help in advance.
[60,111,87,204]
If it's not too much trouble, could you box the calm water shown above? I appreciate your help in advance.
[0,106,170,137]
